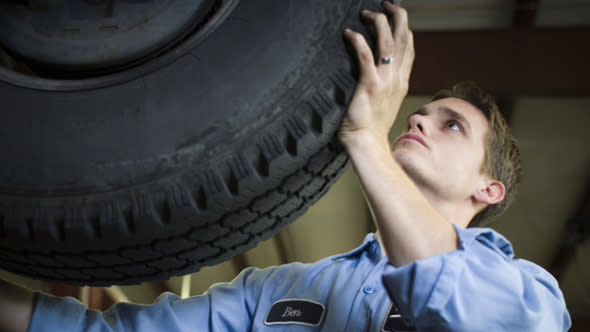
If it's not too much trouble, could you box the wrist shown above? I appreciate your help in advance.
[339,129,391,153]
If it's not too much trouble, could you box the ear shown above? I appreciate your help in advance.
[473,178,505,205]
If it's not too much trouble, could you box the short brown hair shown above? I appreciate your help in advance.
[432,81,522,227]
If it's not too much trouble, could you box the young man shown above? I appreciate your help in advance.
[0,2,571,331]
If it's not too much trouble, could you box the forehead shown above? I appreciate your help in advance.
[418,97,490,133]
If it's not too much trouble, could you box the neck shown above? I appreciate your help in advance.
[419,188,475,229]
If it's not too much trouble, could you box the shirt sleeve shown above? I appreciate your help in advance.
[381,224,572,332]
[28,267,272,332]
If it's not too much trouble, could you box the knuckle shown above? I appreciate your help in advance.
[400,32,408,44]
[350,31,364,43]
[382,39,394,51]
[375,13,388,24]
[359,50,374,64]
[398,7,409,20]
[365,79,380,92]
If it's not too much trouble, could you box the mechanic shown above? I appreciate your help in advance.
[0,2,571,331]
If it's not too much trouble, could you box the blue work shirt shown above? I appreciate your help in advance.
[29,225,571,331]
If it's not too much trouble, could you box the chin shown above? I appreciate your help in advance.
[393,150,430,186]
[393,148,416,168]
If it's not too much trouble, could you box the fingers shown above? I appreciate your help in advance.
[358,2,410,64]
[344,29,378,84]
[343,2,414,87]
[400,30,415,82]
[384,1,409,59]
[361,9,394,60]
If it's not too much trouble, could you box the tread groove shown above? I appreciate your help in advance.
[284,131,298,156]
[122,208,136,233]
[25,217,34,241]
[310,106,324,134]
[155,199,172,225]
[195,188,208,210]
[227,171,239,196]
[254,148,270,177]
[89,214,102,239]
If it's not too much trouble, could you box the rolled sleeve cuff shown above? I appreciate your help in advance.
[29,292,107,332]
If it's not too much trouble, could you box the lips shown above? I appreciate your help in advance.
[396,133,429,149]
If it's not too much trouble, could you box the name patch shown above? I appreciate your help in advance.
[264,299,326,326]
[381,302,416,332]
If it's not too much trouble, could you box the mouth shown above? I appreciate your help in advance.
[396,133,429,149]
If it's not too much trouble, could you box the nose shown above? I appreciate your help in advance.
[408,113,429,136]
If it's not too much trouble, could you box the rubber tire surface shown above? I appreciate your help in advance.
[0,0,380,285]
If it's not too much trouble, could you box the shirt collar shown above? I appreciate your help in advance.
[331,233,383,262]
[454,224,515,258]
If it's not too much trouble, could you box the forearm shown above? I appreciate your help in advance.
[0,278,34,332]
[343,133,458,266]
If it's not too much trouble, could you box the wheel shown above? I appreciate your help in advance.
[0,0,378,285]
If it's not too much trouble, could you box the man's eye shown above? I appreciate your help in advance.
[446,121,462,132]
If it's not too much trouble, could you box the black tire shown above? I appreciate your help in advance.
[0,0,379,285]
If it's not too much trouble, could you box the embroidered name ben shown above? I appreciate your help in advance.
[281,306,302,318]
[265,299,326,326]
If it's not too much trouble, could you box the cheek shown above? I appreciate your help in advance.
[440,146,480,173]
[455,146,486,176]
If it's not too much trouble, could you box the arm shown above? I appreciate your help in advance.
[7,267,267,332]
[340,2,457,267]
[381,226,572,331]
[0,278,34,332]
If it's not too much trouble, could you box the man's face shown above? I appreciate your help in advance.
[392,97,490,202]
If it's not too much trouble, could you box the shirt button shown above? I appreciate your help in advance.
[363,286,376,294]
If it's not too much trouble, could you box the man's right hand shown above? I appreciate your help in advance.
[338,1,414,148]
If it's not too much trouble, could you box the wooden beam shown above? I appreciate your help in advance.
[513,0,539,28]
[180,274,192,299]
[49,283,79,299]
[409,28,590,97]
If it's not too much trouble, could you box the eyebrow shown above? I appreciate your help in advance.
[440,106,472,133]
[408,106,472,134]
